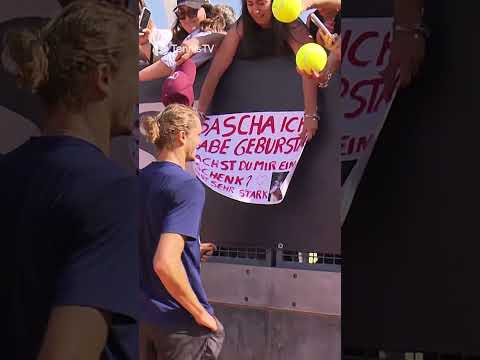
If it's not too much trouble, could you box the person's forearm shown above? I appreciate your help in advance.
[198,73,221,113]
[184,33,225,54]
[196,33,226,50]
[38,306,109,360]
[303,77,318,115]
[394,0,423,24]
[326,51,340,76]
[139,60,172,81]
[155,258,206,320]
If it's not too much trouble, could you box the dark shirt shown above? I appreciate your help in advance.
[139,161,213,329]
[1,136,139,359]
[236,17,293,59]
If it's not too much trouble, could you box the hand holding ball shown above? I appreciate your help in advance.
[272,0,302,23]
[272,0,330,76]
[296,43,328,75]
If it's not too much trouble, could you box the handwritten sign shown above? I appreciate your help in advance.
[194,111,305,204]
[341,17,398,222]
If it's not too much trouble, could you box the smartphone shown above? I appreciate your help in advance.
[139,7,151,31]
[310,13,335,42]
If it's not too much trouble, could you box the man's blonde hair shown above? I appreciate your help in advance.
[2,1,136,108]
[141,104,200,150]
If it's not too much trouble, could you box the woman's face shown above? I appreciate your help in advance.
[176,5,206,34]
[246,0,273,28]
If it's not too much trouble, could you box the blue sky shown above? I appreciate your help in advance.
[146,0,242,28]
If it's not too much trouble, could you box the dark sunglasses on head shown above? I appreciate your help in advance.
[175,7,199,20]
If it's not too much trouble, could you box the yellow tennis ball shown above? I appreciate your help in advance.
[272,0,302,23]
[296,43,328,75]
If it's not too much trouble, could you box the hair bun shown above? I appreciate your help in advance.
[140,114,161,144]
[1,30,49,92]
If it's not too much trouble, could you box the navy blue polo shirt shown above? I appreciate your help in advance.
[139,161,213,328]
[1,136,139,359]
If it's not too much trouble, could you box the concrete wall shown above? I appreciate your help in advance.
[213,304,340,360]
[203,263,341,359]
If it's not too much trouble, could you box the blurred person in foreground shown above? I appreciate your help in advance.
[1,1,139,359]
[0,0,133,130]
[139,104,225,360]
[382,0,427,99]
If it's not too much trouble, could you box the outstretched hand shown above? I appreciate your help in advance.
[296,36,340,88]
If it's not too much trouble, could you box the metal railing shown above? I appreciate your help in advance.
[209,245,342,272]
[343,349,479,360]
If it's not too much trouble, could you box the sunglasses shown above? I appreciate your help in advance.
[175,7,199,20]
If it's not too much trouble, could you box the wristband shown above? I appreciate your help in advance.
[304,113,319,121]
[395,23,430,39]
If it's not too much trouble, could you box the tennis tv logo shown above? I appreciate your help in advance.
[171,44,215,54]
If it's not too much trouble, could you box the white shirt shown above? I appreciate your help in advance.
[149,28,173,58]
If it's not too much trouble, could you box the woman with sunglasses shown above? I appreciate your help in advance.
[139,1,234,83]
[139,0,227,80]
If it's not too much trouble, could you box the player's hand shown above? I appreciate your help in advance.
[195,311,219,332]
[200,242,217,262]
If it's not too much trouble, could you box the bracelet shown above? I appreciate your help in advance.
[317,71,332,88]
[394,23,430,39]
[304,113,319,121]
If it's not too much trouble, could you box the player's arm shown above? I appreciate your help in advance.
[37,306,110,360]
[153,233,217,331]
[197,21,242,114]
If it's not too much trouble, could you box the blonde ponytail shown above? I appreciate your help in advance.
[141,114,161,144]
[2,29,49,93]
